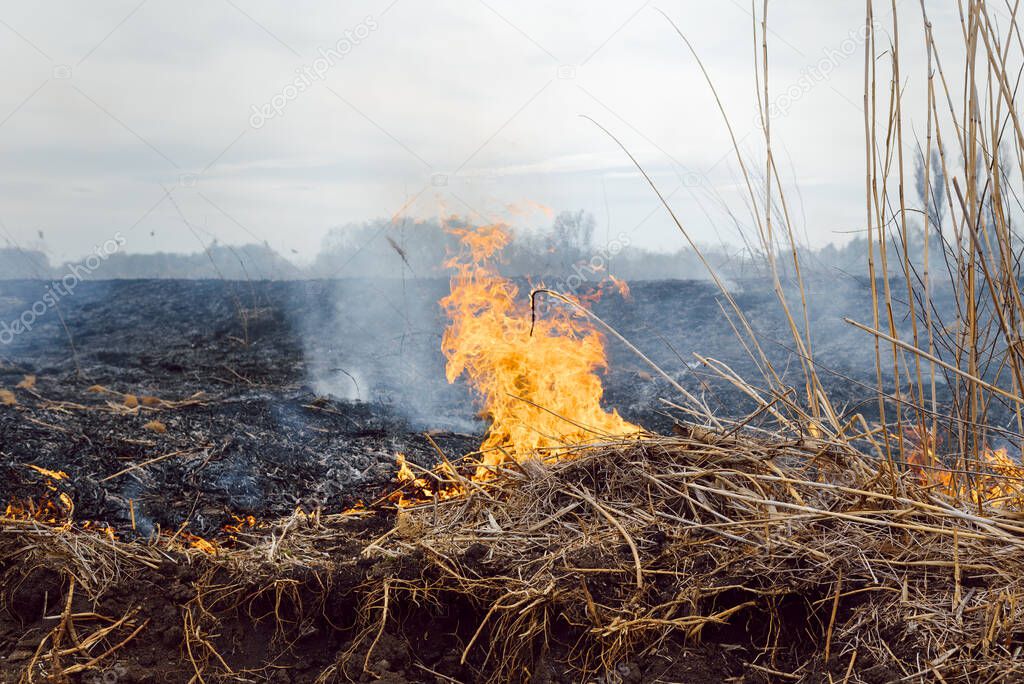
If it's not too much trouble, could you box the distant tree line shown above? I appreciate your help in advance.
[0,183,977,286]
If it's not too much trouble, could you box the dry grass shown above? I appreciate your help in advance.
[9,426,1024,681]
[343,428,1024,682]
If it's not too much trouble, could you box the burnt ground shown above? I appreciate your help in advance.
[0,276,1002,683]
[0,276,968,536]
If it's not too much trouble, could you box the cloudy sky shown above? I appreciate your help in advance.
[0,1,970,264]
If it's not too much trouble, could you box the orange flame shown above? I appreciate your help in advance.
[905,429,1024,508]
[223,514,257,535]
[440,222,639,475]
[4,493,73,525]
[177,531,218,555]
[609,275,631,300]
[4,465,74,525]
[388,453,466,507]
[25,464,68,481]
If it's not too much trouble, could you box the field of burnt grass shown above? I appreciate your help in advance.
[0,276,916,536]
[0,276,1009,683]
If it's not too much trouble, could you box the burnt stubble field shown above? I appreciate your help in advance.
[0,276,928,536]
[0,275,1013,683]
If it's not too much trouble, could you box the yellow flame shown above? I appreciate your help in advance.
[440,222,639,474]
[390,453,466,507]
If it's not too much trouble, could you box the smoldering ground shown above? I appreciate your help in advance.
[0,272,985,536]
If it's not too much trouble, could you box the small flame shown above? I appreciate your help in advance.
[389,453,466,507]
[178,531,218,555]
[609,275,631,300]
[223,514,257,535]
[906,429,1024,507]
[26,464,68,482]
[342,501,369,515]
[82,520,117,542]
[4,465,74,525]
[4,494,73,525]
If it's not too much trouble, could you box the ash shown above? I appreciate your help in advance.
[0,277,968,534]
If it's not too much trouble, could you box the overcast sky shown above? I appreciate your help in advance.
[0,1,971,264]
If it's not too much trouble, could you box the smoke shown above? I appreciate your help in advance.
[285,212,832,432]
[291,276,481,432]
[1,210,915,285]
[1,208,955,435]
[292,213,643,432]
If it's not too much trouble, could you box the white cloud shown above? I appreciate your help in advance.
[0,0,964,262]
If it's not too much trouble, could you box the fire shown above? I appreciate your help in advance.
[82,520,117,542]
[389,453,466,507]
[175,530,219,555]
[905,429,1024,508]
[342,501,369,515]
[440,222,639,474]
[26,464,68,481]
[4,492,73,525]
[4,465,74,525]
[609,275,631,300]
[223,514,257,535]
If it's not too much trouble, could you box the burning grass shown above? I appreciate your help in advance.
[352,429,1024,682]
[10,207,1024,680]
